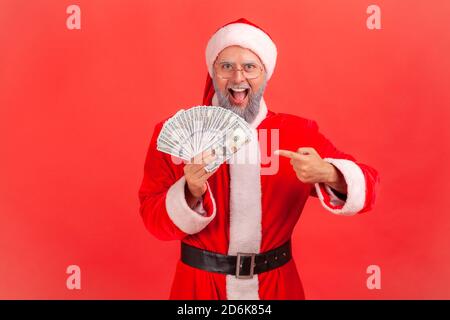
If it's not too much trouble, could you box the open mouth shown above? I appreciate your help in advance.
[228,88,249,106]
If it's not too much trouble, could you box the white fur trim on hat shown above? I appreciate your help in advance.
[206,23,277,80]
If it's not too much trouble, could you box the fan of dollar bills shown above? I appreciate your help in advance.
[157,106,253,172]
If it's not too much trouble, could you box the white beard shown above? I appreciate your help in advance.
[212,78,267,124]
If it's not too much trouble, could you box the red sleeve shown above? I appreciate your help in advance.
[138,123,216,241]
[308,120,380,215]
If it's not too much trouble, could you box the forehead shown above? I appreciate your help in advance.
[216,45,263,64]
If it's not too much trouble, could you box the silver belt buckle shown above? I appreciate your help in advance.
[236,252,256,279]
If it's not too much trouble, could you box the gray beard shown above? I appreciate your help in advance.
[212,77,267,124]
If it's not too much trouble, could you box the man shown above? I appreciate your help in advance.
[138,18,379,300]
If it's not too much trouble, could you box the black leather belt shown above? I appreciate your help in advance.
[181,240,292,279]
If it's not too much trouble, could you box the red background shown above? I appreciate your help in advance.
[1,0,449,299]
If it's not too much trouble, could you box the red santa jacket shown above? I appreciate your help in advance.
[138,99,380,300]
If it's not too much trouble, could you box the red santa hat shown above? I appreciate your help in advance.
[202,18,278,105]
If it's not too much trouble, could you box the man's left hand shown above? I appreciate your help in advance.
[275,147,337,184]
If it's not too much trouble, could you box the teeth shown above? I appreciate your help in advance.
[230,88,247,92]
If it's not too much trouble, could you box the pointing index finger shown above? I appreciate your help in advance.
[274,149,301,160]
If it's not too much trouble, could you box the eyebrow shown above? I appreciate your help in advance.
[217,60,260,65]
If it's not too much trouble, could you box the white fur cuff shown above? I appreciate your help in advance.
[315,158,366,216]
[165,176,216,234]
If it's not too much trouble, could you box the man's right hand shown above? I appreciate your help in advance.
[184,150,217,201]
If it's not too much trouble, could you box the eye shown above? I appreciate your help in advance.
[244,63,257,72]
[221,63,233,70]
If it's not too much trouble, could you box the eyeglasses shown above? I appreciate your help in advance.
[214,61,263,80]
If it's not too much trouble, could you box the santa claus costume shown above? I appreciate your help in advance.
[138,18,380,300]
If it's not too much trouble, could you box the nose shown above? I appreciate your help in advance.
[231,68,246,84]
